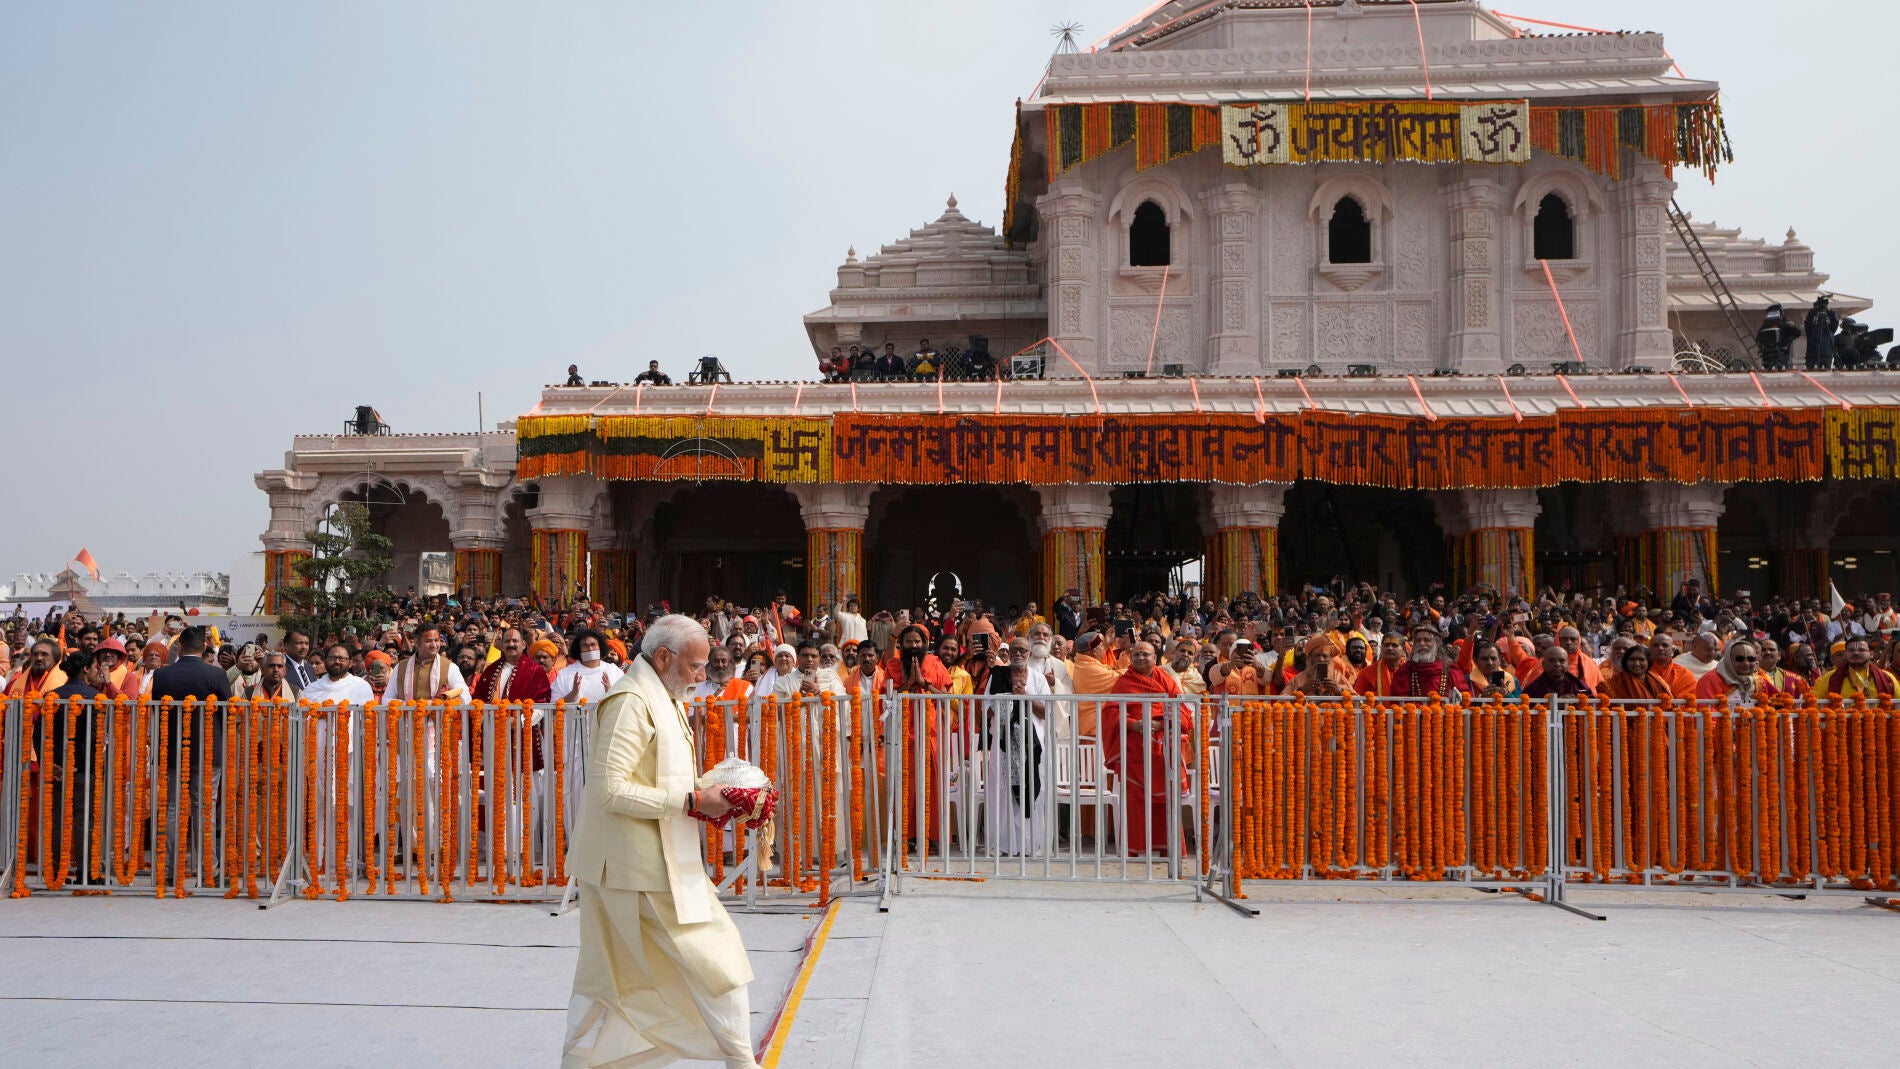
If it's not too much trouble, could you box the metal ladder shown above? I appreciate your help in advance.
[1666,198,1759,368]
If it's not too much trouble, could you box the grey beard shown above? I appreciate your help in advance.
[1409,650,1437,664]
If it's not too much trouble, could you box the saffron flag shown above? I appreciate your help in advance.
[74,547,101,582]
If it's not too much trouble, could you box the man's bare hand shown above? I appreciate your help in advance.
[693,789,737,821]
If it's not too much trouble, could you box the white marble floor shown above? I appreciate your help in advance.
[0,895,813,1068]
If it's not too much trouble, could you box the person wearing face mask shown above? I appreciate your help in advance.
[982,639,1051,856]
[553,629,626,706]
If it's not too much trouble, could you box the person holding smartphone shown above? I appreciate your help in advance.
[1469,642,1520,701]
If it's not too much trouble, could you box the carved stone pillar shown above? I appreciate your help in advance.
[1616,163,1676,371]
[528,475,598,606]
[1207,483,1288,598]
[1457,489,1542,597]
[1036,485,1113,609]
[1206,182,1262,375]
[1633,482,1728,597]
[790,483,877,615]
[1445,172,1504,371]
[1039,185,1104,375]
[256,470,318,612]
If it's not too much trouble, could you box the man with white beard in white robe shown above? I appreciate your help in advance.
[564,615,761,1069]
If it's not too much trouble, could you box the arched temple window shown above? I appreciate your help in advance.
[1129,200,1171,267]
[1327,197,1372,265]
[1533,192,1576,261]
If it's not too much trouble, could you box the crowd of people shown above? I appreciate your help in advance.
[9,576,1900,711]
[7,576,1900,872]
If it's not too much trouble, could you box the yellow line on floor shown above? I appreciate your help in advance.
[761,898,844,1068]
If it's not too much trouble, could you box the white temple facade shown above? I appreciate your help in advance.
[253,0,1892,613]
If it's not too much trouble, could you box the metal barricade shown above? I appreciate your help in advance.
[1214,694,1900,919]
[875,691,1245,914]
[2,695,297,900]
[1558,698,1900,902]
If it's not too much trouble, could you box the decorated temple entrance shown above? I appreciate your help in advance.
[1105,484,1206,603]
[866,486,1037,614]
[649,483,805,612]
[1278,483,1447,597]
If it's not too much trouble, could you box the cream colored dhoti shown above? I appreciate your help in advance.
[564,884,758,1069]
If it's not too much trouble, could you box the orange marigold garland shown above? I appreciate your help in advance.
[439,704,457,902]
[10,700,36,898]
[156,701,172,899]
[330,704,349,902]
[301,708,320,899]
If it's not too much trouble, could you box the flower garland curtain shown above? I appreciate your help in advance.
[514,404,1883,490]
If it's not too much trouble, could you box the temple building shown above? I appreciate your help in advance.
[250,0,1896,616]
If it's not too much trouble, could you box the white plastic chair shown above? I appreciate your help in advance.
[1054,741,1120,850]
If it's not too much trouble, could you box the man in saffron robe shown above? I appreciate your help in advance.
[1812,637,1899,699]
[882,624,951,848]
[1645,633,1700,700]
[1353,634,1407,697]
[1520,626,1604,691]
[5,637,66,697]
[1380,626,1468,699]
[1101,642,1188,856]
[1066,631,1123,740]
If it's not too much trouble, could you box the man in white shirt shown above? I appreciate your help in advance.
[385,624,468,704]
[771,643,848,701]
[1023,622,1073,694]
[303,642,375,706]
[1673,631,1721,680]
[833,597,868,646]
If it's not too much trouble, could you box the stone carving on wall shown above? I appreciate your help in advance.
[1109,305,1192,367]
[1270,195,1310,292]
[1221,242,1247,274]
[1638,276,1665,327]
[1463,277,1490,329]
[1059,285,1084,335]
[1316,302,1390,360]
[1221,213,1247,239]
[1397,302,1434,365]
[1058,247,1085,275]
[1512,300,1599,364]
[1395,217,1431,290]
[1222,281,1248,332]
[1058,216,1089,243]
[1269,303,1307,365]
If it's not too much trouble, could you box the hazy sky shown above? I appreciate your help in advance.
[4,1,1895,577]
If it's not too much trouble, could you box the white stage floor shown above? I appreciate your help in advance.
[4,885,1898,1067]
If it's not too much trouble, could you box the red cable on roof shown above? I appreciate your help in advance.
[1253,376,1269,423]
[1190,376,1204,414]
[1145,264,1171,378]
[1406,0,1434,100]
[1407,375,1438,421]
[1798,371,1853,410]
[1047,339,1102,415]
[1495,375,1523,422]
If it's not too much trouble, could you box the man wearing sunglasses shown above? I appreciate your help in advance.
[1695,639,1774,704]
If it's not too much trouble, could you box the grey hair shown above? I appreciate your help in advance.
[642,614,709,658]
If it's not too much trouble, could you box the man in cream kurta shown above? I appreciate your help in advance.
[565,616,760,1069]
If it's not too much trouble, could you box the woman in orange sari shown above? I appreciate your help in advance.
[1600,644,1673,702]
